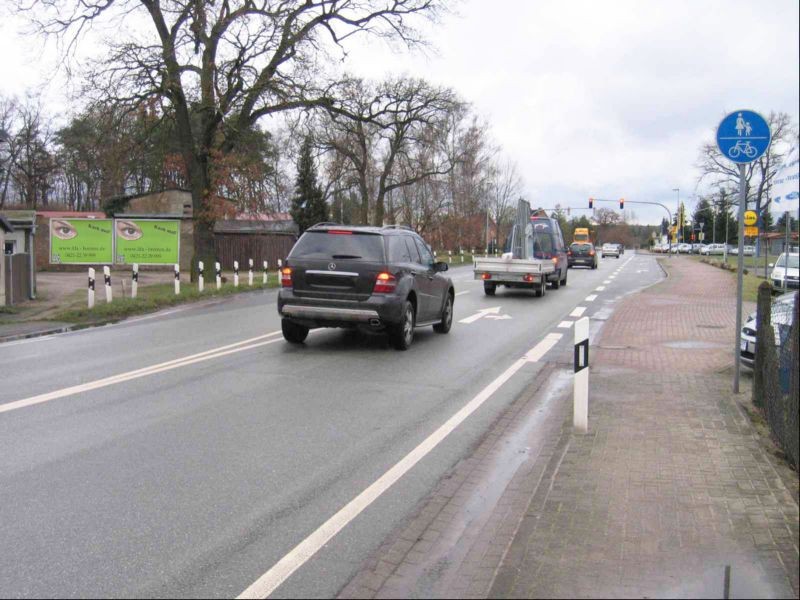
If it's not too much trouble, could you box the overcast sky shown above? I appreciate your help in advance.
[1,0,798,224]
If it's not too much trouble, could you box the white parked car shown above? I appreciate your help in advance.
[770,252,799,290]
[740,291,797,368]
[678,243,692,254]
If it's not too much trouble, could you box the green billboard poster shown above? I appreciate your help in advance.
[114,219,180,265]
[50,218,114,264]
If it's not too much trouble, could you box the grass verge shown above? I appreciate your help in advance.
[52,278,280,325]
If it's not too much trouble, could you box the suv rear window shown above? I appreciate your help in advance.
[290,231,385,261]
[571,243,592,251]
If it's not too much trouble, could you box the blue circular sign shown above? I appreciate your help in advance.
[716,110,771,163]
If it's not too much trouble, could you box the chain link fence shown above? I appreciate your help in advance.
[753,283,799,470]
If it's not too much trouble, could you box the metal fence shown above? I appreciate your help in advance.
[753,283,799,470]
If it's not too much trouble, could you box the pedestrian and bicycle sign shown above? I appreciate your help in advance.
[716,110,771,164]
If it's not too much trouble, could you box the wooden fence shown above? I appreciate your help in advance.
[4,253,32,305]
[213,233,297,271]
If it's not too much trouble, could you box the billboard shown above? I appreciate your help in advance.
[114,219,180,265]
[50,218,114,265]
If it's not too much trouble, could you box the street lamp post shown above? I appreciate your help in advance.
[672,188,680,243]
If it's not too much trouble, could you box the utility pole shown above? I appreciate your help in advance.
[673,188,680,243]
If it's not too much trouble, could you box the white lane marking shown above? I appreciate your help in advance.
[122,305,195,324]
[459,306,501,324]
[570,306,587,317]
[585,294,598,302]
[455,291,470,297]
[0,331,284,415]
[557,321,573,329]
[238,346,543,599]
[603,280,611,284]
[524,333,562,362]
[596,286,606,291]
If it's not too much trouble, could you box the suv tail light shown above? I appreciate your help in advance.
[373,272,397,294]
[280,267,293,288]
[589,250,595,256]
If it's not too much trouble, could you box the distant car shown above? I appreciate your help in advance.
[670,244,680,254]
[601,243,620,258]
[692,243,705,254]
[770,252,799,290]
[568,242,598,269]
[743,245,756,256]
[740,291,797,368]
[702,243,726,256]
[678,243,692,254]
[616,244,625,255]
[277,224,454,350]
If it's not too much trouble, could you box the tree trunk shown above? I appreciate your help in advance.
[188,154,217,282]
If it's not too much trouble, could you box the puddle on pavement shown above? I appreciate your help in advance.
[662,340,726,349]
[402,369,573,598]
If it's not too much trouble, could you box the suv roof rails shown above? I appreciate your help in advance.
[382,224,414,232]
[308,222,342,229]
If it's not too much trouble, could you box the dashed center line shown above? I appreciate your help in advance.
[570,306,587,317]
[557,321,573,329]
[585,294,598,302]
[596,286,606,291]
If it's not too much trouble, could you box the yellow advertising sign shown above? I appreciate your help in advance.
[743,211,757,227]
[744,225,759,237]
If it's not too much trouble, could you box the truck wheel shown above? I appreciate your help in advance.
[390,301,415,350]
[282,319,309,344]
[483,282,496,296]
[561,270,568,286]
[540,279,547,296]
[550,274,561,290]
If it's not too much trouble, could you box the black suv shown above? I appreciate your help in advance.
[277,224,455,350]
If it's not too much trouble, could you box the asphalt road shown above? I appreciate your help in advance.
[0,252,663,598]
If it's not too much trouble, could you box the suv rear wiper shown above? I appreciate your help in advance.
[331,254,362,259]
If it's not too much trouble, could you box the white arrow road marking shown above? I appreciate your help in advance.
[459,306,502,324]
[238,333,562,599]
[557,321,573,329]
[570,306,587,317]
[585,294,598,302]
[485,314,512,320]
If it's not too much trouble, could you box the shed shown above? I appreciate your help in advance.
[0,210,36,300]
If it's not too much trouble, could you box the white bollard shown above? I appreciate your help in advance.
[248,259,254,286]
[198,261,204,292]
[88,268,96,308]
[573,316,590,432]
[263,261,268,285]
[448,250,452,264]
[234,260,239,287]
[174,264,180,295]
[103,266,113,303]
[216,262,222,290]
[131,263,139,299]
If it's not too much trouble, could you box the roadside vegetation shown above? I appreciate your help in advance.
[52,276,281,326]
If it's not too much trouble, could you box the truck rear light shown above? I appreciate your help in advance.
[373,272,397,293]
[280,267,293,287]
[551,257,558,263]
[589,250,595,256]
[481,272,492,280]
[523,274,534,283]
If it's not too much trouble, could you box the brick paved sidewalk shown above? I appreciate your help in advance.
[340,257,798,599]
[492,258,799,599]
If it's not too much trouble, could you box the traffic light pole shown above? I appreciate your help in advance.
[588,198,674,254]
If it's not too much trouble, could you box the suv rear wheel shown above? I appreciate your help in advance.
[483,282,496,296]
[282,319,309,344]
[433,293,453,334]
[390,301,415,350]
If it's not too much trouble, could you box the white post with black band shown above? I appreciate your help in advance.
[198,261,204,292]
[263,261,268,285]
[103,266,113,304]
[234,260,239,287]
[216,262,222,290]
[174,264,180,295]
[248,259,254,286]
[574,316,590,432]
[131,263,139,299]
[88,268,95,308]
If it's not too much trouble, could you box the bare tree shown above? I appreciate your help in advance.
[16,0,443,271]
[486,157,522,249]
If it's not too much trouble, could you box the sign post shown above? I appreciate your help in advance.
[716,110,771,394]
[573,317,590,433]
[88,268,95,309]
[131,264,139,299]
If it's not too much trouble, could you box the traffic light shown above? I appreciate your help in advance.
[619,198,625,210]
[589,198,594,209]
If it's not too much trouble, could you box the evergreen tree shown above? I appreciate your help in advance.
[290,137,328,233]
[692,198,714,242]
